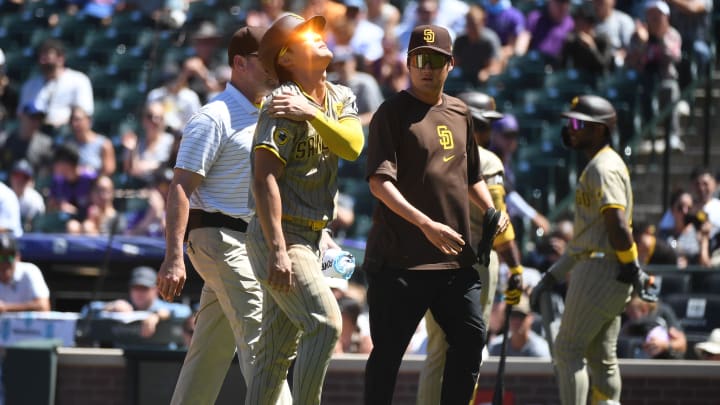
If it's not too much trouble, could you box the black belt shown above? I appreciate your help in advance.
[187,209,248,237]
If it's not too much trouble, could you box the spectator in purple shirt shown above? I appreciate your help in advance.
[520,0,575,63]
[483,0,527,61]
[48,143,97,221]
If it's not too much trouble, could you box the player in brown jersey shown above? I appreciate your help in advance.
[363,25,508,405]
[246,13,365,405]
[530,95,658,405]
[416,91,525,405]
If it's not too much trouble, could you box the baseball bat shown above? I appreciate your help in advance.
[492,303,513,405]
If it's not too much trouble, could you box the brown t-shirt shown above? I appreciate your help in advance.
[364,91,482,270]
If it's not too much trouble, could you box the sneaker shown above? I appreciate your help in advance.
[676,100,691,117]
[670,135,685,152]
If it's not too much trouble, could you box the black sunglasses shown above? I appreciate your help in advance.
[409,53,449,69]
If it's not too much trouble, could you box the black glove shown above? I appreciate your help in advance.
[617,260,659,302]
[530,272,556,313]
[477,207,501,267]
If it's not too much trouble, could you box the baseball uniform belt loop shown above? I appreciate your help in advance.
[281,214,328,231]
[187,209,248,235]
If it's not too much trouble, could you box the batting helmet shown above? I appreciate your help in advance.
[258,13,326,80]
[561,95,616,132]
[457,92,503,126]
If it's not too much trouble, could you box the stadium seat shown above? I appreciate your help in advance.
[543,68,598,91]
[92,100,134,137]
[31,212,71,233]
[655,272,692,297]
[694,271,720,294]
[663,293,720,335]
[3,48,37,83]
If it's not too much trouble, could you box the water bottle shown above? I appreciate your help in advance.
[321,249,356,280]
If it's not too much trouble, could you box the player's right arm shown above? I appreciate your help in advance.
[252,148,293,292]
[368,174,464,256]
[157,168,202,301]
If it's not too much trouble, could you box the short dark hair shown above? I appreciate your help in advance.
[54,143,80,166]
[38,38,66,57]
[690,166,717,181]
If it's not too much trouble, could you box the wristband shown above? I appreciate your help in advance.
[616,243,638,264]
[322,228,334,238]
[509,265,523,275]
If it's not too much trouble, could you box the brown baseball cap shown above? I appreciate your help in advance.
[227,26,267,67]
[258,13,326,79]
[408,24,453,57]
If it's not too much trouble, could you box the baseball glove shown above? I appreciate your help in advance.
[477,207,501,267]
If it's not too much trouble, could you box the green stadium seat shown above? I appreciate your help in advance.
[31,212,71,233]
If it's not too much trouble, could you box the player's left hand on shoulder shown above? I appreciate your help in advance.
[268,92,316,121]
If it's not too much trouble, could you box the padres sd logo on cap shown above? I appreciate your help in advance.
[423,29,435,43]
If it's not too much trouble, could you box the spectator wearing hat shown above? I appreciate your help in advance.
[83,266,191,338]
[328,46,384,127]
[695,329,720,360]
[17,39,94,135]
[626,0,684,151]
[0,104,53,177]
[0,232,50,312]
[491,115,551,235]
[183,22,227,103]
[488,294,551,357]
[0,182,22,237]
[48,143,97,221]
[9,159,45,232]
[561,2,614,76]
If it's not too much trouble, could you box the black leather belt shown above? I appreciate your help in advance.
[187,209,248,237]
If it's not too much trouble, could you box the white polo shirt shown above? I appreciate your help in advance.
[0,261,50,304]
[175,83,259,222]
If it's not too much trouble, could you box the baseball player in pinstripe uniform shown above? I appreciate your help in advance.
[530,95,658,405]
[363,25,508,405]
[157,27,291,405]
[246,14,365,405]
[416,91,525,405]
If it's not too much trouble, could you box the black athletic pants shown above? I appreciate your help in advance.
[364,266,485,405]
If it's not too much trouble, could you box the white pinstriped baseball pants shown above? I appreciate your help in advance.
[416,251,499,405]
[245,218,342,405]
[553,257,632,405]
[170,227,291,405]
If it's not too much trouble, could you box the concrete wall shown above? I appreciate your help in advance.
[53,349,720,405]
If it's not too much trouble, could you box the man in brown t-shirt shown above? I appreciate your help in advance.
[363,24,508,405]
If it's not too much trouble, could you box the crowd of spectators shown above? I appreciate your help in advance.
[0,0,717,358]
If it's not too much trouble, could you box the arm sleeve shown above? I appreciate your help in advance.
[365,102,399,181]
[175,112,223,176]
[76,73,95,116]
[309,113,364,161]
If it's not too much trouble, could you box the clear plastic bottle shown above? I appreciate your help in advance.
[321,249,356,280]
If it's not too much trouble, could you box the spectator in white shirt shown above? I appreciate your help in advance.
[0,232,50,312]
[17,39,94,135]
[8,160,45,233]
